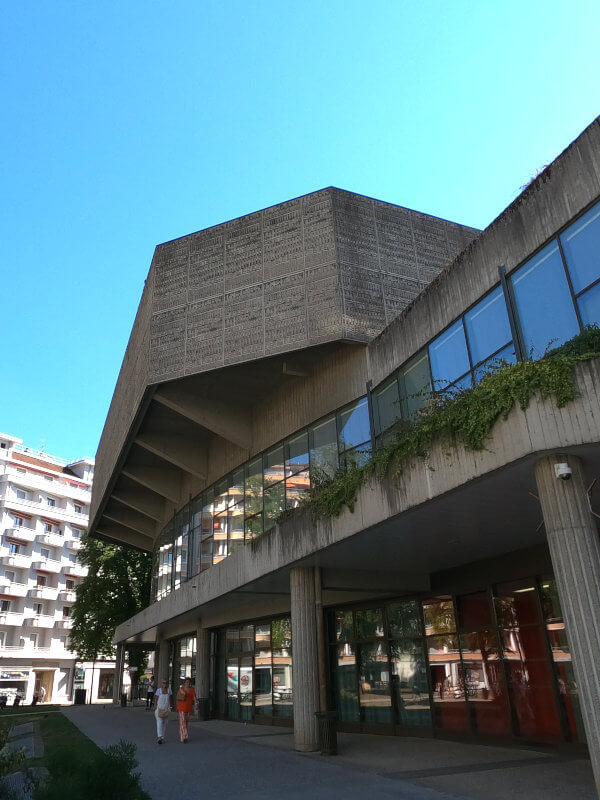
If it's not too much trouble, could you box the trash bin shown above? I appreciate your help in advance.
[315,711,337,755]
[74,689,86,705]
[121,693,128,707]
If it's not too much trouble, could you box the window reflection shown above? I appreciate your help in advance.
[429,320,470,391]
[560,201,600,295]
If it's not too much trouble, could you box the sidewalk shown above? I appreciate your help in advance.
[62,705,596,800]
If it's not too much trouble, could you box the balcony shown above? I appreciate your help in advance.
[3,526,36,543]
[29,586,59,601]
[5,468,91,502]
[62,563,86,577]
[0,579,28,597]
[55,618,73,629]
[64,538,82,550]
[58,589,76,602]
[0,553,31,569]
[0,611,25,626]
[31,558,62,574]
[39,532,65,548]
[4,496,88,524]
[0,645,56,658]
[23,614,56,629]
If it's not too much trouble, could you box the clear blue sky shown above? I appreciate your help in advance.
[1,1,599,461]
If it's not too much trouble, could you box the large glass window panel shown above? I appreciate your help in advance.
[286,472,310,510]
[373,378,401,437]
[200,536,213,572]
[272,618,293,718]
[474,344,516,383]
[334,643,359,722]
[355,608,385,640]
[245,513,263,541]
[309,416,338,483]
[560,201,600,294]
[264,446,285,488]
[390,644,431,727]
[213,512,228,563]
[228,503,245,551]
[340,442,371,471]
[191,495,203,530]
[427,632,468,732]
[229,468,245,507]
[214,479,230,514]
[422,599,456,635]
[335,610,354,642]
[244,458,263,517]
[388,600,423,638]
[540,577,585,743]
[511,242,579,358]
[359,642,393,724]
[429,320,470,391]
[464,286,513,366]
[254,624,272,717]
[578,282,600,327]
[494,581,562,740]
[263,482,285,531]
[338,397,370,453]
[286,432,309,476]
[399,351,431,419]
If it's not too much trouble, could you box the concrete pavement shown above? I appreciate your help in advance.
[62,705,596,800]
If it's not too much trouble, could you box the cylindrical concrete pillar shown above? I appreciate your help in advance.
[155,639,170,688]
[290,566,321,751]
[535,454,600,795]
[195,625,211,719]
[112,643,125,705]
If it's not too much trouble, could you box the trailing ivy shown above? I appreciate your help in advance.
[290,325,600,522]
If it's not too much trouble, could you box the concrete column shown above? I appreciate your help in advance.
[195,625,211,719]
[155,639,170,687]
[290,566,321,751]
[112,643,125,705]
[535,454,600,795]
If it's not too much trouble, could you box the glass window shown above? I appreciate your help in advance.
[264,446,285,488]
[373,378,400,437]
[229,468,245,507]
[511,242,579,358]
[263,482,285,531]
[245,458,263,518]
[578,281,600,327]
[309,416,338,483]
[358,641,393,724]
[464,286,513,366]
[338,398,370,453]
[560,201,600,294]
[429,319,470,390]
[474,343,516,382]
[355,608,385,639]
[388,600,423,638]
[285,432,309,476]
[399,351,431,419]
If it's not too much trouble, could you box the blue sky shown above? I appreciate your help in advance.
[1,1,599,461]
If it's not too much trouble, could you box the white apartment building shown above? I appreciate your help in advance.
[0,432,114,704]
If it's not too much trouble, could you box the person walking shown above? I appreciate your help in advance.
[176,677,197,744]
[153,679,172,744]
[146,675,155,710]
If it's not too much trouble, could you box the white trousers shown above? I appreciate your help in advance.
[155,710,169,739]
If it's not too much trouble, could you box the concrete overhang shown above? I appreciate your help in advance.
[114,357,600,646]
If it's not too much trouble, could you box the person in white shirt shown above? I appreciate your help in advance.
[153,679,172,744]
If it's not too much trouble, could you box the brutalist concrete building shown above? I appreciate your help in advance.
[90,120,600,790]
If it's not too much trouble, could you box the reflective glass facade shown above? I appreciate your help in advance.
[214,617,292,723]
[152,197,600,603]
[329,576,584,743]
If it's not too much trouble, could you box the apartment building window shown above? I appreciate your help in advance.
[65,579,75,590]
[66,553,76,564]
[30,633,37,648]
[1,600,11,613]
[34,603,43,616]
[4,571,15,583]
[40,548,50,560]
[43,522,53,533]
[62,606,71,618]
[12,515,23,527]
[8,543,21,555]
[16,467,26,474]
[47,497,55,508]
[72,528,82,539]
[0,632,5,647]
[36,575,47,587]
[15,489,26,500]
[60,635,68,647]
[74,504,82,514]
[44,476,53,482]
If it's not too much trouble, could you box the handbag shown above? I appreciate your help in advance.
[157,706,170,718]
[156,692,170,718]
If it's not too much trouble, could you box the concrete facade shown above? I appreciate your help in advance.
[92,118,600,789]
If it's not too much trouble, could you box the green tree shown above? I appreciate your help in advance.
[71,534,152,663]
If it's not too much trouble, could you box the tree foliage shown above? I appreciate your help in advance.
[71,535,152,661]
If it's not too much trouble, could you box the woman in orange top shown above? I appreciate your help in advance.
[176,677,197,743]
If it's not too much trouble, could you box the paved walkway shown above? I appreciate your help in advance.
[63,705,596,800]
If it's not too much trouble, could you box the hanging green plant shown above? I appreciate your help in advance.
[287,325,600,522]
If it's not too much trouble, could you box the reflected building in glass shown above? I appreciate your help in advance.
[89,120,600,781]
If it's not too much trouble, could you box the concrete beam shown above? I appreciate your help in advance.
[121,465,181,504]
[321,568,430,593]
[103,502,157,538]
[154,387,252,451]
[134,431,207,480]
[112,487,167,522]
[96,522,154,552]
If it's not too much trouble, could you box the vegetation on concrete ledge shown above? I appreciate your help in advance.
[298,325,600,522]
